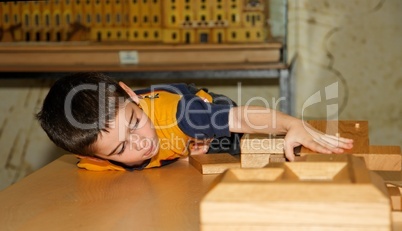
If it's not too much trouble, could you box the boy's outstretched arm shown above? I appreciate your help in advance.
[228,106,354,161]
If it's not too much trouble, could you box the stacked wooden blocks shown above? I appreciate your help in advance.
[190,120,402,230]
[190,121,401,174]
[200,155,391,230]
[240,134,286,168]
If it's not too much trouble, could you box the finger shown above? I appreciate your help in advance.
[284,141,296,161]
[324,134,354,144]
[307,138,333,154]
[321,135,354,150]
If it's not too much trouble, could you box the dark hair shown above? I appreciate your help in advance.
[36,72,130,156]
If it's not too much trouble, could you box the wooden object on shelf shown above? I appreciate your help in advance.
[200,154,391,231]
[0,1,266,44]
[300,120,369,154]
[189,153,240,175]
[0,43,282,72]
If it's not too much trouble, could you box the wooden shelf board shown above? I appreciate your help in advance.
[0,63,287,73]
[0,42,284,72]
[0,42,283,51]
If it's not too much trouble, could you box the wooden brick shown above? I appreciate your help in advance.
[355,146,401,171]
[241,153,271,168]
[387,183,402,211]
[392,211,402,231]
[304,145,401,171]
[241,153,287,168]
[240,134,284,154]
[201,154,391,230]
[189,153,240,175]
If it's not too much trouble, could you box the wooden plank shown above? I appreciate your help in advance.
[189,153,240,175]
[201,154,391,230]
[354,146,401,171]
[304,146,401,171]
[0,42,283,51]
[300,120,369,154]
[0,62,287,72]
[0,49,280,65]
[0,43,282,70]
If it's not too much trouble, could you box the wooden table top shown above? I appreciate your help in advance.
[0,155,217,231]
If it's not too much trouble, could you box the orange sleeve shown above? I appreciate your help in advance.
[76,156,126,171]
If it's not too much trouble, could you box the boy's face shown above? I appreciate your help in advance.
[92,100,159,166]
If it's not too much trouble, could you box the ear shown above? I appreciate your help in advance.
[119,82,140,104]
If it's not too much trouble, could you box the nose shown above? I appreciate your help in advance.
[129,134,151,151]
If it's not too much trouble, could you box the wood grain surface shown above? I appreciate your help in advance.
[0,155,218,231]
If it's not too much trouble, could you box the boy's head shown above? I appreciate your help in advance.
[36,73,159,166]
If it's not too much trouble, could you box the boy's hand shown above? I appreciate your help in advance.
[284,120,354,161]
[188,139,212,155]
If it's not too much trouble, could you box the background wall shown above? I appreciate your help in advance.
[287,0,402,146]
[0,0,401,191]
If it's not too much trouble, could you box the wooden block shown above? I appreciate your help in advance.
[240,134,285,168]
[189,153,240,175]
[240,134,284,154]
[241,153,288,168]
[304,146,401,171]
[201,154,391,230]
[376,171,402,188]
[392,211,402,231]
[241,153,271,168]
[300,120,369,154]
[387,183,402,211]
[269,155,287,163]
[355,146,401,171]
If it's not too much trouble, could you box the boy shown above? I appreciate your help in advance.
[36,73,353,171]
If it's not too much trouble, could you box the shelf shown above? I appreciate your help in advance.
[0,42,282,72]
[0,41,292,115]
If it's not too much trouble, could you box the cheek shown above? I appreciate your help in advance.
[143,116,156,136]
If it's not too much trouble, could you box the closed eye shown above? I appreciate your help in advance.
[117,142,126,155]
[130,118,140,131]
